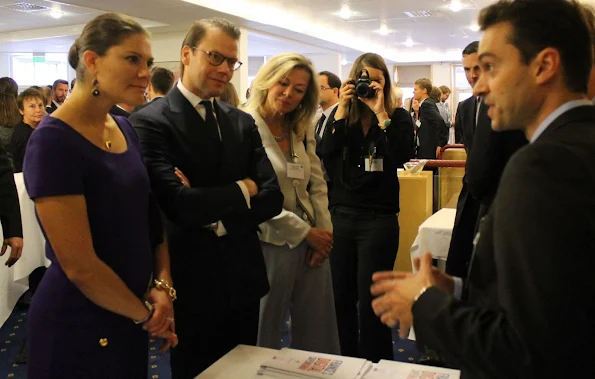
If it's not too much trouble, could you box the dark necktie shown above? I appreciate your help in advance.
[316,114,327,137]
[200,100,220,141]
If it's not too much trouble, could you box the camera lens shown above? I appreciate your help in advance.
[355,80,375,99]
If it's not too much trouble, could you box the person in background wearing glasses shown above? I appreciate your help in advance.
[129,18,283,378]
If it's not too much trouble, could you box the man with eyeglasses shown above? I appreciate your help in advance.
[130,17,283,378]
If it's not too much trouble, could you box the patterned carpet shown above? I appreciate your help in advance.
[0,306,420,379]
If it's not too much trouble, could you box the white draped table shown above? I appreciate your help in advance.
[410,207,457,266]
[0,173,49,327]
[407,208,456,341]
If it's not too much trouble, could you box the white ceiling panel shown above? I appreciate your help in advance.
[0,0,588,63]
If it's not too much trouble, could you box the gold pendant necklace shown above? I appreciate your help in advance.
[105,125,112,150]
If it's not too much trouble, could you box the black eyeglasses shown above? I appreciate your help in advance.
[192,48,243,71]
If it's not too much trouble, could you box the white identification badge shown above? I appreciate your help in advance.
[287,163,305,179]
[365,158,384,172]
[416,120,422,127]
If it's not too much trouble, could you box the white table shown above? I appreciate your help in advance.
[410,208,456,266]
[0,173,49,327]
[196,345,278,378]
[196,345,460,379]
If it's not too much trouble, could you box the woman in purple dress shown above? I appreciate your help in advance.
[23,13,177,378]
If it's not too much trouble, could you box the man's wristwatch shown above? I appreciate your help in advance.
[133,301,154,325]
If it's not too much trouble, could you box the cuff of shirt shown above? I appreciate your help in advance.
[453,276,463,300]
[214,221,228,237]
[236,180,251,209]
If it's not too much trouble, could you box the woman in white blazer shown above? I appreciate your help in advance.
[242,53,340,354]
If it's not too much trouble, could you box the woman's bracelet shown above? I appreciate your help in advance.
[374,109,386,115]
[133,300,154,325]
[154,278,177,302]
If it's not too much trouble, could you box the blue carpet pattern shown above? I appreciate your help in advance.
[0,307,420,379]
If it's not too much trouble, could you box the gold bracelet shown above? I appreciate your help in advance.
[153,279,177,302]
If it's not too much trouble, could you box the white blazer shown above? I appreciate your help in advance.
[250,111,332,248]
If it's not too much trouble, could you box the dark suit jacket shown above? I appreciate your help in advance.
[466,101,527,217]
[130,87,283,311]
[447,99,526,277]
[315,106,338,159]
[109,105,130,118]
[413,105,595,379]
[11,121,34,173]
[453,96,477,152]
[392,107,416,165]
[445,97,483,278]
[46,102,58,115]
[0,141,22,238]
[133,97,164,113]
[417,99,449,158]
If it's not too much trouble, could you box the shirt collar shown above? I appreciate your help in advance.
[176,80,213,108]
[530,99,592,143]
[322,102,339,118]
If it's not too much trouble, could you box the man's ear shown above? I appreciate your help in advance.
[533,47,559,86]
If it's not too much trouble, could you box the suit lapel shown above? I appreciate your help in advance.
[215,100,242,183]
[163,87,205,149]
[476,101,491,131]
[536,105,595,142]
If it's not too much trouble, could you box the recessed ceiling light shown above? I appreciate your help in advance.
[449,1,463,12]
[341,58,349,65]
[338,5,353,20]
[375,23,394,36]
[469,24,480,32]
[49,10,63,19]
[405,38,415,47]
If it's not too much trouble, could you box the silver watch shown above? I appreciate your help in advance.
[133,301,154,324]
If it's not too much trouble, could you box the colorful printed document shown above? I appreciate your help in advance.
[363,360,460,379]
[258,348,371,379]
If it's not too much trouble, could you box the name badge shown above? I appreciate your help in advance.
[287,163,305,179]
[415,120,422,127]
[365,158,384,172]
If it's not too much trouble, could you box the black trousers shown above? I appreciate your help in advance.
[170,300,260,379]
[330,206,399,362]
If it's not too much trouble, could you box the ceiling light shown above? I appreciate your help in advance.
[338,5,353,19]
[49,10,63,19]
[341,58,349,65]
[405,38,414,47]
[449,1,463,12]
[378,23,390,36]
[469,23,480,32]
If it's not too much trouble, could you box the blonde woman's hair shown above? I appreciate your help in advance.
[220,82,240,107]
[243,53,319,140]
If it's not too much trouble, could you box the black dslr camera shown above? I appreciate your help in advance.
[353,69,376,99]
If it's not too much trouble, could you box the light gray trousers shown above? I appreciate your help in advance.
[257,241,341,355]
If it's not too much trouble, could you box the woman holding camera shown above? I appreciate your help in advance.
[321,53,414,361]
